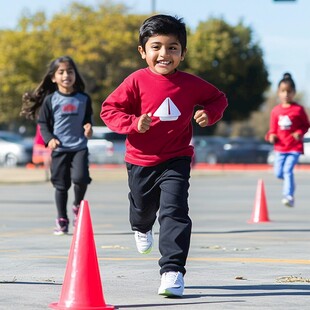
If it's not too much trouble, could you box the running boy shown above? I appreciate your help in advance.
[100,15,228,297]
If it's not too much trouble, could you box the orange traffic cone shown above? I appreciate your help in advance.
[248,179,270,223]
[49,200,114,310]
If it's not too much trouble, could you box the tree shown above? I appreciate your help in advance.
[0,5,270,134]
[46,2,146,123]
[186,18,270,134]
[0,2,146,128]
[0,12,53,126]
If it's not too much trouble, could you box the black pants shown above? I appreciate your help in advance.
[126,156,192,275]
[51,149,91,219]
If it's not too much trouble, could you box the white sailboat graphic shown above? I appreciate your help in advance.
[154,97,181,121]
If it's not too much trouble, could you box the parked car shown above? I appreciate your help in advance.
[0,131,33,167]
[221,137,273,164]
[193,136,229,164]
[193,136,273,164]
[299,135,310,163]
[88,126,126,164]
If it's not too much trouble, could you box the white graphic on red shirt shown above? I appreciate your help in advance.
[154,97,181,121]
[278,115,292,130]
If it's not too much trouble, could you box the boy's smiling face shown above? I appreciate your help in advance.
[138,34,186,75]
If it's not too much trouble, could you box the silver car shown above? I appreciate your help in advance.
[0,131,33,167]
[88,127,126,164]
[267,130,310,165]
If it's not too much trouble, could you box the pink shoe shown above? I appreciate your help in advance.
[54,218,69,235]
[72,205,80,226]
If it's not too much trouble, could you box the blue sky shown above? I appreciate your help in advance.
[1,0,310,98]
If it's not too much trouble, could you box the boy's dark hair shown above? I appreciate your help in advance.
[278,72,296,92]
[21,56,85,120]
[139,14,187,54]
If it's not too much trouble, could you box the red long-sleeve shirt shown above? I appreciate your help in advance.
[266,102,310,153]
[33,124,45,146]
[101,68,228,166]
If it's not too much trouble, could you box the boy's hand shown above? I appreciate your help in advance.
[48,138,60,150]
[84,123,93,139]
[138,113,152,133]
[292,132,301,141]
[194,110,208,127]
[268,134,277,144]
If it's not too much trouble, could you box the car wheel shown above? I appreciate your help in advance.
[4,153,18,167]
[256,155,265,164]
[206,153,218,165]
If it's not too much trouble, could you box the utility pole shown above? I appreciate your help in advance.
[151,0,156,13]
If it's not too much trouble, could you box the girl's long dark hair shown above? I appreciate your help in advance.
[20,56,85,120]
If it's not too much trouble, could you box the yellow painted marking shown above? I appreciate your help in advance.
[21,256,310,265]
[188,257,310,264]
[0,249,19,253]
[0,229,48,237]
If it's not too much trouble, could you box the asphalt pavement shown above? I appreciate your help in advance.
[1,166,310,309]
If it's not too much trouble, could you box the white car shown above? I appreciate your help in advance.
[267,129,310,164]
[87,127,126,164]
[299,130,310,163]
[0,131,33,167]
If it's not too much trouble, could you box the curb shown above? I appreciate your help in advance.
[1,163,310,184]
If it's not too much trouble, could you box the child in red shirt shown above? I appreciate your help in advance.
[32,124,52,180]
[101,15,228,297]
[266,73,309,207]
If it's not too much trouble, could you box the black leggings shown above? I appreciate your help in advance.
[55,183,87,219]
[51,149,91,219]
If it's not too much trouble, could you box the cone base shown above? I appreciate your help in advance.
[49,302,114,310]
[247,219,270,224]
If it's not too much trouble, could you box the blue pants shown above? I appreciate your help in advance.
[274,152,300,198]
[126,156,192,275]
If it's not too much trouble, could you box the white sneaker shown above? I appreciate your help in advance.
[158,271,184,297]
[282,196,294,208]
[134,230,153,254]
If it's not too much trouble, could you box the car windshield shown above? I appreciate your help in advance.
[0,132,23,142]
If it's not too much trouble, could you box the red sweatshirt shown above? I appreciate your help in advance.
[101,68,228,166]
[33,124,45,146]
[266,102,310,153]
